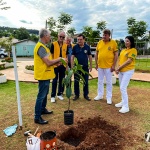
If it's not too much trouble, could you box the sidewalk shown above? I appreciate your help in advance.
[1,61,150,82]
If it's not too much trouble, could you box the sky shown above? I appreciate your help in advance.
[0,0,150,40]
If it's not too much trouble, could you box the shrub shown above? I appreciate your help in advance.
[1,57,13,63]
[25,65,34,71]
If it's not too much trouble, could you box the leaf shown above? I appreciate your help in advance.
[60,58,67,66]
[84,71,93,78]
[62,78,69,87]
[75,72,85,84]
[74,57,78,65]
[66,86,72,98]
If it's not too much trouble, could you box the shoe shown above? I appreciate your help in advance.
[107,98,112,104]
[73,95,79,101]
[84,96,91,101]
[42,109,53,115]
[94,95,103,101]
[51,97,55,103]
[119,107,129,113]
[115,102,122,108]
[34,117,48,124]
[57,95,64,100]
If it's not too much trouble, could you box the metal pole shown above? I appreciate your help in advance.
[111,29,113,39]
[45,20,47,29]
[12,46,23,129]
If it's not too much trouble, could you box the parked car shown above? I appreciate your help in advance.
[0,48,8,58]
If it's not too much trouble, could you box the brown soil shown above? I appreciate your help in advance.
[56,116,142,150]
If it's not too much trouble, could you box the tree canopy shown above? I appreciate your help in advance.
[127,17,148,39]
[47,12,74,40]
[0,0,10,10]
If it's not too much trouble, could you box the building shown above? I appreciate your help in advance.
[14,39,36,57]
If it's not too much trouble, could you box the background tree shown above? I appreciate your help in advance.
[57,12,73,31]
[13,27,30,40]
[127,17,148,39]
[0,0,10,10]
[82,26,100,46]
[47,17,56,32]
[47,12,73,40]
[0,36,13,57]
[67,27,76,37]
[97,21,107,34]
[29,34,38,43]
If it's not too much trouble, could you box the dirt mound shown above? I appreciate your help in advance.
[57,116,125,150]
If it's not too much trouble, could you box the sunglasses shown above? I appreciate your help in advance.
[59,36,65,39]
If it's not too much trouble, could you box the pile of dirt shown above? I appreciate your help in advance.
[57,116,125,150]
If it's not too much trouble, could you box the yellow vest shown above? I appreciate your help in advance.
[53,41,68,67]
[119,48,137,72]
[53,41,68,59]
[34,42,55,80]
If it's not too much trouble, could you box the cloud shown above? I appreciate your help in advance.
[0,0,150,39]
[19,20,32,24]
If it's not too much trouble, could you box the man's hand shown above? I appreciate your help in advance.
[89,65,92,72]
[95,64,98,71]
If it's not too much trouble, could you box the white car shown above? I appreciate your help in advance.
[0,48,8,58]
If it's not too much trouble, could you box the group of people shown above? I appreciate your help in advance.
[33,28,137,124]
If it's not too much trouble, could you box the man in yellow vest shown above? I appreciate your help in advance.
[34,28,67,124]
[50,31,68,103]
[94,29,118,104]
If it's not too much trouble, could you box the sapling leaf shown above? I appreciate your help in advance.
[60,58,67,66]
[66,86,72,99]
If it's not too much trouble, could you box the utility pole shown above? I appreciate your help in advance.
[45,20,47,29]
[111,29,113,39]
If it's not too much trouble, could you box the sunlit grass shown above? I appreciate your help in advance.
[0,79,150,149]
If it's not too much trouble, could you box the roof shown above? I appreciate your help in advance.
[13,39,36,44]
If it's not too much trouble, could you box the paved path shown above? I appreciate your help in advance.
[1,61,150,82]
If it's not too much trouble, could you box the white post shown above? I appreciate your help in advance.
[12,46,23,128]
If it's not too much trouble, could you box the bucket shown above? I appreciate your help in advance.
[40,131,57,150]
[26,137,40,150]
[64,110,74,125]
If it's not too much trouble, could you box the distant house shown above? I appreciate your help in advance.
[14,39,36,57]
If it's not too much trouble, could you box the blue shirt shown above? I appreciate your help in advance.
[72,43,91,67]
[68,45,73,64]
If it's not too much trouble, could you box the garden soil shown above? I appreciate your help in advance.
[56,116,143,150]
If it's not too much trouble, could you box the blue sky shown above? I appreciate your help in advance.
[0,0,150,40]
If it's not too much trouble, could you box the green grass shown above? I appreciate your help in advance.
[135,58,150,72]
[90,58,150,72]
[0,79,150,149]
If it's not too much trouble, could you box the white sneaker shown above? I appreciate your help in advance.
[51,97,55,103]
[115,102,122,108]
[119,107,129,113]
[94,95,103,101]
[57,95,64,100]
[107,98,112,105]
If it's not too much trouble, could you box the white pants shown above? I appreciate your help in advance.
[97,68,112,99]
[119,69,134,108]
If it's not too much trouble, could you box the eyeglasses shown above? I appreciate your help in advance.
[59,36,65,39]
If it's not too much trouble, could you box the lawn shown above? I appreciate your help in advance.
[0,79,150,149]
[91,58,150,73]
[135,58,150,72]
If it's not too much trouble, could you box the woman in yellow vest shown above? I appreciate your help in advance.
[115,36,137,113]
[50,31,69,103]
[34,28,67,124]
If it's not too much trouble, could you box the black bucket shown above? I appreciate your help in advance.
[64,110,74,125]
